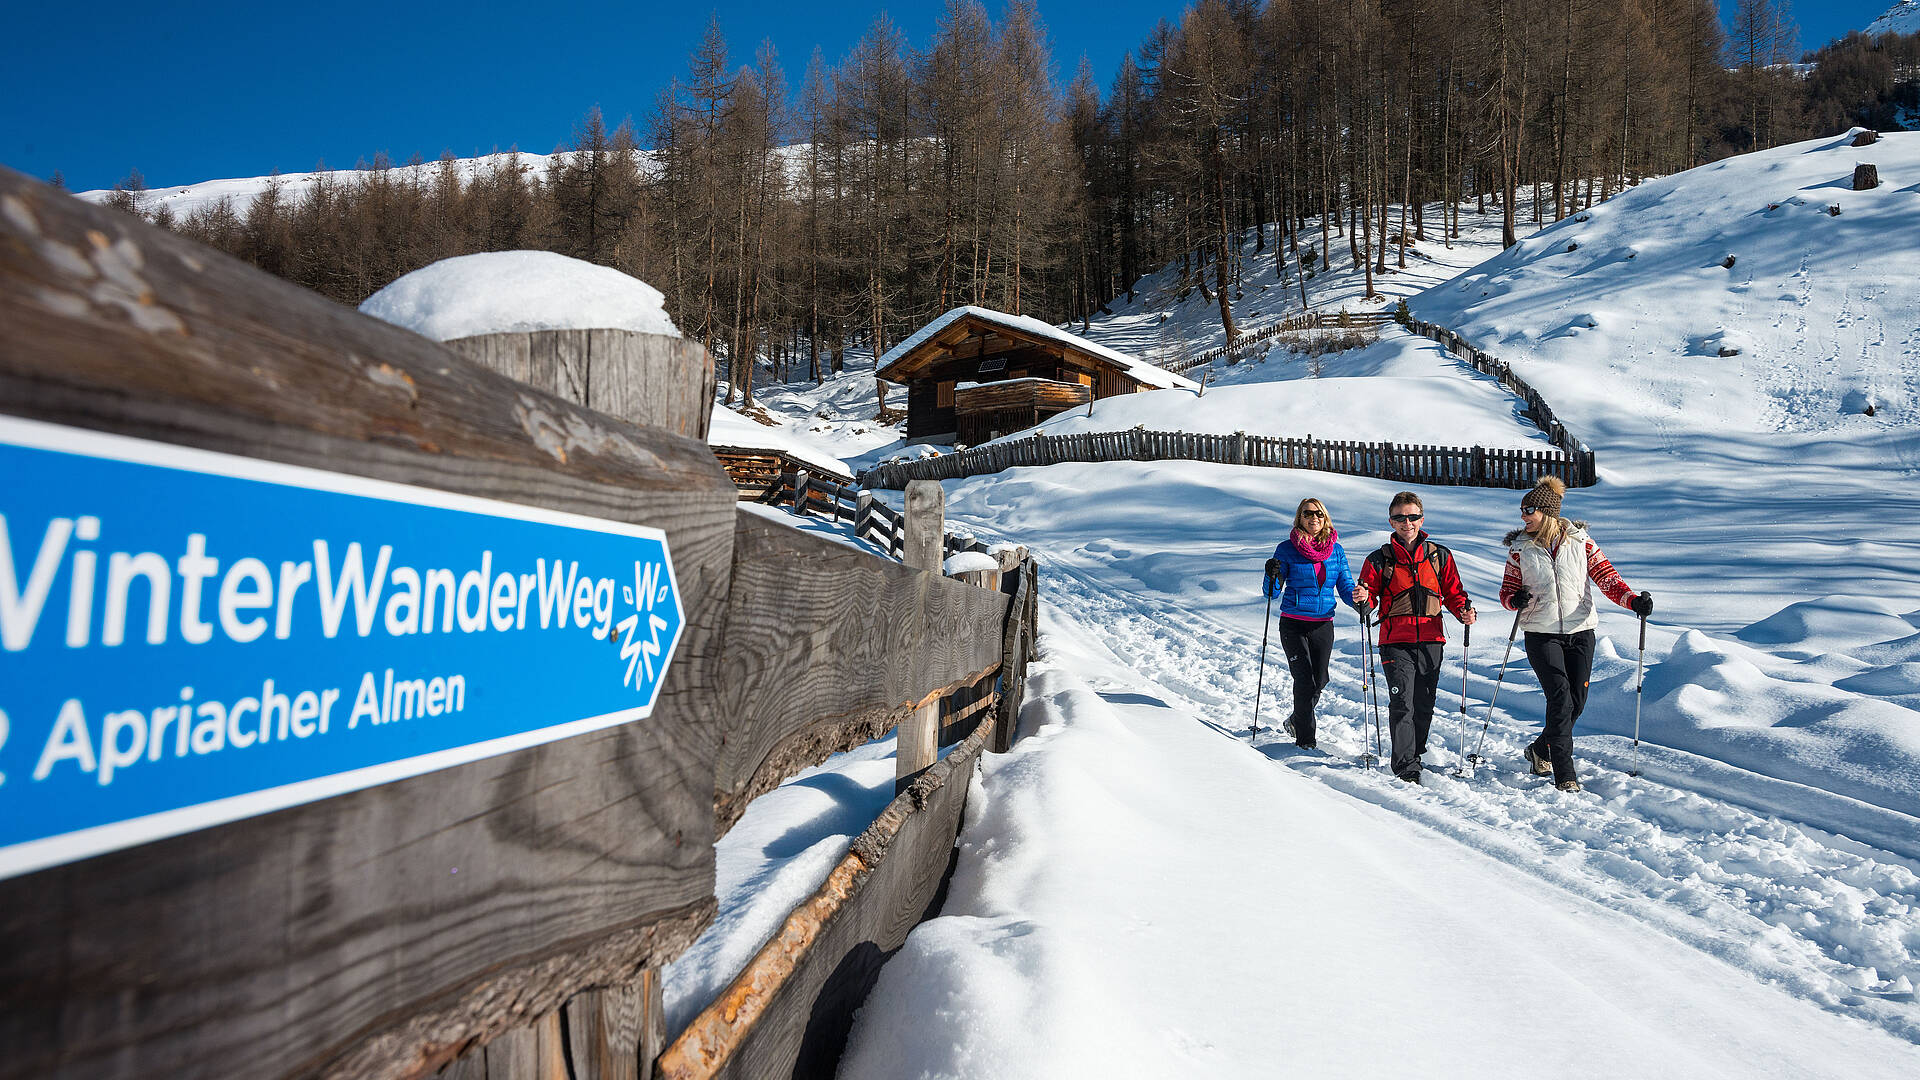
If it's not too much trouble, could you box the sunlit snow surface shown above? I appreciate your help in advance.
[359,250,679,341]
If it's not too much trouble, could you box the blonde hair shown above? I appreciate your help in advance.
[1528,512,1566,549]
[1294,498,1334,541]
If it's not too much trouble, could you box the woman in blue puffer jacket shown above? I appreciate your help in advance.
[1262,497,1358,749]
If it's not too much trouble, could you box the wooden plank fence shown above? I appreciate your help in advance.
[859,425,1595,491]
[0,165,1040,1080]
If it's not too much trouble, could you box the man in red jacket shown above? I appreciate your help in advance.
[1354,491,1476,784]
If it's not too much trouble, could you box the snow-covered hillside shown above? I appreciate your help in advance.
[1415,129,1919,451]
[74,151,584,221]
[1868,0,1920,37]
[74,144,815,222]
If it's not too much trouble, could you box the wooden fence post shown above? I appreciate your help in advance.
[792,470,809,517]
[897,693,940,794]
[903,479,945,573]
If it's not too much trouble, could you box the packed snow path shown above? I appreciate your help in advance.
[837,461,1920,1077]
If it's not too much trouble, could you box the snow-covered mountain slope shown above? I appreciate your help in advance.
[1869,0,1920,36]
[74,151,584,220]
[1414,129,1919,453]
[74,144,817,222]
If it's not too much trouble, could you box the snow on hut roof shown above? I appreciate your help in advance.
[877,306,1197,391]
[360,250,681,342]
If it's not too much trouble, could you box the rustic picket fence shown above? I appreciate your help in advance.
[0,166,1038,1080]
[860,425,1595,491]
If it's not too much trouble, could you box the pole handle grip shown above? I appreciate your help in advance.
[1639,614,1647,650]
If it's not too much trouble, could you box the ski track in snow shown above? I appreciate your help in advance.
[1021,548,1920,1045]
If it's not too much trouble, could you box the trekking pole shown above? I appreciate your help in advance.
[1452,622,1472,777]
[1358,606,1382,770]
[1468,611,1524,772]
[1630,604,1649,777]
[1251,591,1275,738]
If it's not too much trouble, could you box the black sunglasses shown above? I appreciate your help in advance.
[1302,509,1326,518]
[1520,506,1543,516]
[1389,513,1423,523]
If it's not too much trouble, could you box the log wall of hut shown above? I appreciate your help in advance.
[903,345,1104,441]
[954,380,1092,445]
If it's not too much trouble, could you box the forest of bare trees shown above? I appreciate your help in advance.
[100,0,1912,405]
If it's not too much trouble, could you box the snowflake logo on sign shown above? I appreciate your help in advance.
[616,557,678,699]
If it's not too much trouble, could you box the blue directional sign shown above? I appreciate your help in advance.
[0,415,686,880]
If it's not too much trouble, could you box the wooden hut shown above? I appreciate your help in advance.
[875,306,1196,445]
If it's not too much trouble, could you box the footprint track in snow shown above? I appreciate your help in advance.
[1034,555,1920,1045]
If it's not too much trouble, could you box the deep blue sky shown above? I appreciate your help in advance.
[0,1,1894,193]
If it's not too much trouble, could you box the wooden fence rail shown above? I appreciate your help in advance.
[858,425,1595,491]
[1400,317,1594,466]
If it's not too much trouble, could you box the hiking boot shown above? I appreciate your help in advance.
[1283,719,1296,739]
[1399,772,1422,786]
[1556,779,1583,793]
[1524,744,1554,776]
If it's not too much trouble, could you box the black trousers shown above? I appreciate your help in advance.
[1524,629,1596,785]
[1277,618,1333,744]
[1380,642,1443,779]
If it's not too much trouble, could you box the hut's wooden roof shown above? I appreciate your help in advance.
[875,306,1196,390]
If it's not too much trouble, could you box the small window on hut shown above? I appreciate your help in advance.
[937,381,955,407]
[1069,370,1094,386]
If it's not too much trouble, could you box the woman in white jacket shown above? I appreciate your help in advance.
[1498,476,1652,792]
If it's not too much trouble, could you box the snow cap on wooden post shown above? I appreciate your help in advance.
[903,479,946,572]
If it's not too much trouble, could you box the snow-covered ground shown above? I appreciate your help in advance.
[828,135,1920,1075]
[1000,332,1558,452]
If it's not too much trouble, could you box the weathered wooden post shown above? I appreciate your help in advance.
[1854,163,1879,190]
[902,480,945,573]
[792,470,810,517]
[440,327,715,441]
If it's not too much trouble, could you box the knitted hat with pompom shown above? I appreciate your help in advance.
[1521,475,1566,517]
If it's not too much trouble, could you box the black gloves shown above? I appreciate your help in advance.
[1631,591,1654,618]
[1509,585,1533,611]
[1264,557,1282,580]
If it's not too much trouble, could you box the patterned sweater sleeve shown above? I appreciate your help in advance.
[1498,549,1526,609]
[1586,538,1637,608]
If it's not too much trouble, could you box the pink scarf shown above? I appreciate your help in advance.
[1292,527,1337,585]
